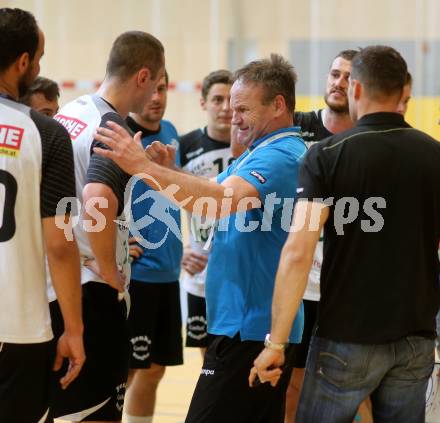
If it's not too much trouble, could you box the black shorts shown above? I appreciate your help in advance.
[291,299,318,368]
[186,292,208,348]
[128,280,183,368]
[185,334,295,423]
[48,282,130,422]
[0,341,52,422]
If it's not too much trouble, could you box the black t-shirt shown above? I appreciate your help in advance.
[87,111,132,215]
[126,115,160,138]
[179,127,233,173]
[297,112,440,344]
[294,109,333,146]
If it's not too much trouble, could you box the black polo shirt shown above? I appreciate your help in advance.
[297,112,440,344]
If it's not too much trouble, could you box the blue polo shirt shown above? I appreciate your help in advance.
[128,118,183,283]
[206,127,306,342]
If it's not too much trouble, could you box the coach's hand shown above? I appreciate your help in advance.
[53,331,85,390]
[94,121,149,176]
[249,348,285,388]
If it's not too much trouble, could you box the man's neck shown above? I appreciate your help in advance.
[96,79,131,118]
[248,115,294,147]
[355,99,400,120]
[0,74,19,100]
[130,113,160,132]
[206,126,230,143]
[322,107,353,134]
[265,115,294,135]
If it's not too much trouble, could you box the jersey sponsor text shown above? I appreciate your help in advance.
[0,124,23,157]
[54,114,88,140]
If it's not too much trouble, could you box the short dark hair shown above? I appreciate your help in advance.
[0,8,39,72]
[406,71,412,86]
[333,49,359,63]
[106,31,164,81]
[20,76,60,105]
[201,70,233,100]
[164,70,169,86]
[234,54,297,114]
[351,45,408,99]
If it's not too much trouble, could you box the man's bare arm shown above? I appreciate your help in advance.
[93,122,260,219]
[43,216,85,389]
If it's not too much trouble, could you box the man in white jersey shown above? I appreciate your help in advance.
[180,69,234,355]
[47,31,165,423]
[0,8,84,423]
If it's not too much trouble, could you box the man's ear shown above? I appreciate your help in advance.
[273,94,287,117]
[352,79,362,100]
[200,96,207,111]
[16,52,30,76]
[137,68,151,87]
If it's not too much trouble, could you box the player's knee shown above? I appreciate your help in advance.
[142,364,166,385]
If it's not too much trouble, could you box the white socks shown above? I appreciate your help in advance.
[122,413,153,423]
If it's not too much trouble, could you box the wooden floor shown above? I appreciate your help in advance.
[152,348,202,422]
[56,347,202,423]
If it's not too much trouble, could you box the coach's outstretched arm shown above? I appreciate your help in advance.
[93,122,260,219]
[43,216,85,390]
[249,200,329,387]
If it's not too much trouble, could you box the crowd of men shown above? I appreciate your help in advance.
[1,6,440,423]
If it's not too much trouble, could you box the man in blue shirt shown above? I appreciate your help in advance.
[93,54,306,423]
[123,71,183,423]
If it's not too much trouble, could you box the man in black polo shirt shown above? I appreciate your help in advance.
[252,45,440,422]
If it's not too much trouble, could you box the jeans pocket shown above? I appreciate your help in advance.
[316,340,371,389]
[405,337,435,381]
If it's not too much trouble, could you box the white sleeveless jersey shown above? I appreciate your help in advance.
[0,98,49,343]
[51,95,130,292]
[294,110,332,303]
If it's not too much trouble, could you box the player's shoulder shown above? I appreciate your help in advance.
[180,128,203,145]
[30,109,71,140]
[159,119,179,149]
[161,119,178,133]
[99,110,132,137]
[294,110,319,128]
[263,139,305,165]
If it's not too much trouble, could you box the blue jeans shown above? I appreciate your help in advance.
[296,335,435,423]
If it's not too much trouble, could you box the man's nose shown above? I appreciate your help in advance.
[336,76,348,88]
[222,99,231,111]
